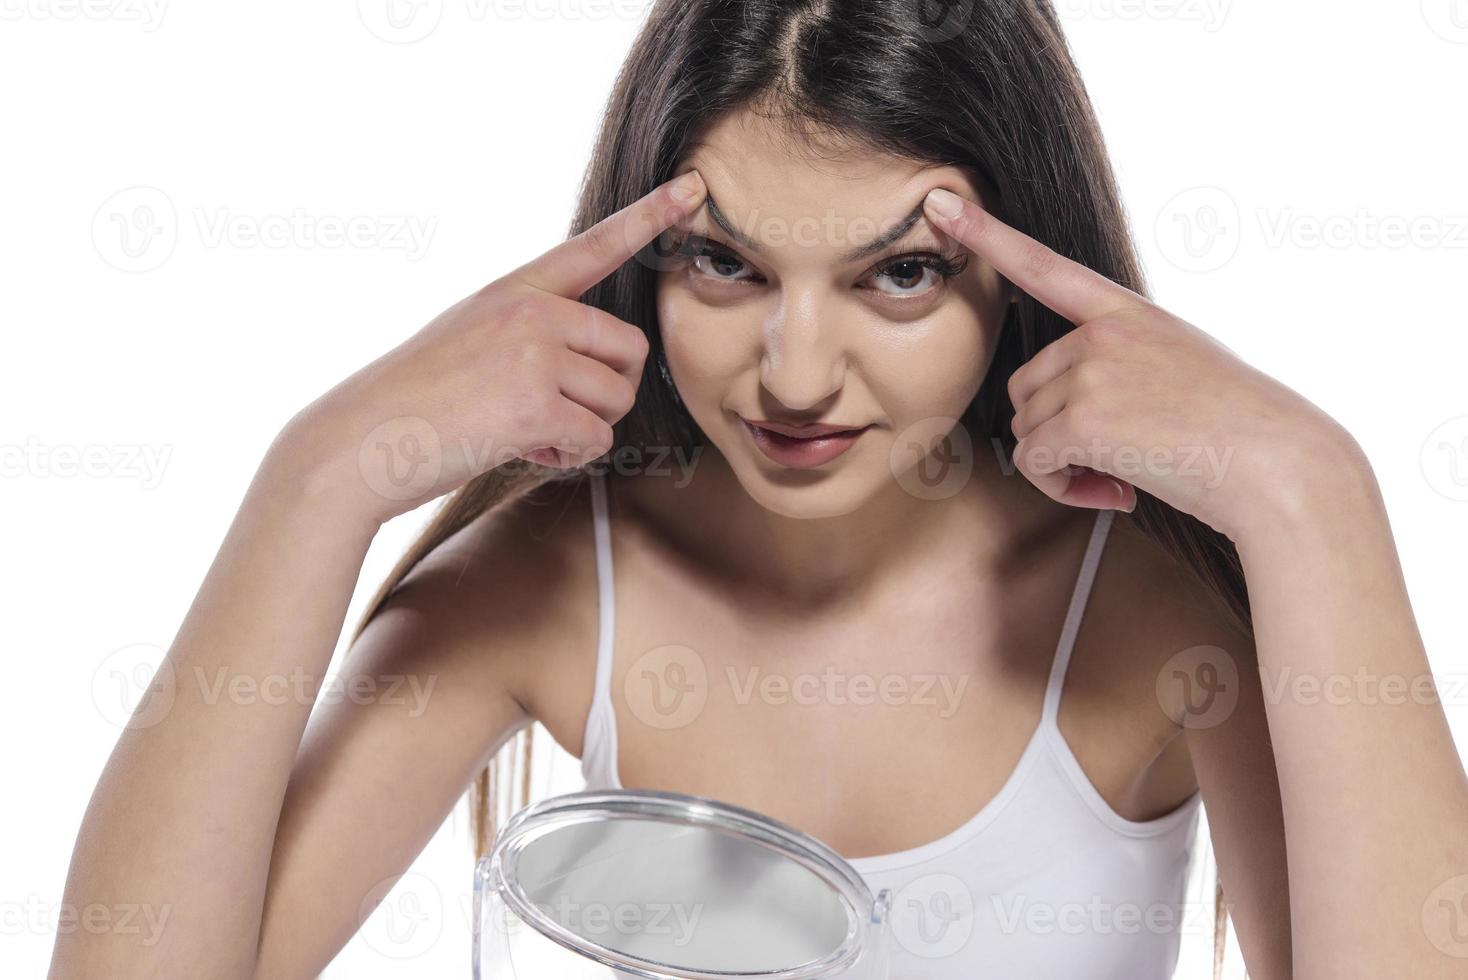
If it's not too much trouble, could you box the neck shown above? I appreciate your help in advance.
[618,436,1067,609]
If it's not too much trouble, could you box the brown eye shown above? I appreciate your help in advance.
[672,234,758,284]
[695,249,752,281]
[880,260,930,293]
[866,253,967,298]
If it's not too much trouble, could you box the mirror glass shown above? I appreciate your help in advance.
[507,814,854,973]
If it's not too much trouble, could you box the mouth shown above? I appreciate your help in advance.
[739,416,875,469]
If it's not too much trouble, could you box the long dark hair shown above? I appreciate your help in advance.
[349,1,1247,973]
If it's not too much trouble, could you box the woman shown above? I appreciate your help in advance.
[50,1,1468,978]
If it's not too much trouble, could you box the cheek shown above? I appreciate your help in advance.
[655,279,751,400]
[867,295,1004,424]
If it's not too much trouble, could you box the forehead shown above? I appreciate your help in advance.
[678,109,990,243]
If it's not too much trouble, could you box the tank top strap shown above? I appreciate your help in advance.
[581,470,623,788]
[588,470,617,710]
[1040,507,1116,726]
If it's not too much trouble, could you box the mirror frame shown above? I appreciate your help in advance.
[475,788,889,980]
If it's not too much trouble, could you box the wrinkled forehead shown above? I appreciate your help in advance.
[677,109,993,258]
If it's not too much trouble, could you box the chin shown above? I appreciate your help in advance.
[724,444,879,521]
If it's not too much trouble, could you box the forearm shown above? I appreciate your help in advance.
[1235,437,1468,977]
[49,424,382,980]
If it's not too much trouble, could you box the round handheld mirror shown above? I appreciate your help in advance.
[473,789,893,980]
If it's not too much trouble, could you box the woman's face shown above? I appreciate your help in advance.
[656,110,1013,518]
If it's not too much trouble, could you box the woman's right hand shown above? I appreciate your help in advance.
[275,169,707,529]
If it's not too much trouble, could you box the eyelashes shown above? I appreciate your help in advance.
[871,252,970,296]
[662,231,970,299]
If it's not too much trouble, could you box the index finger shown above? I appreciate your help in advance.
[922,187,1148,324]
[513,170,707,300]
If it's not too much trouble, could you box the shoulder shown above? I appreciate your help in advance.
[1085,511,1256,727]
[377,472,602,720]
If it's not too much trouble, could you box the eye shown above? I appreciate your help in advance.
[671,234,762,284]
[865,252,970,298]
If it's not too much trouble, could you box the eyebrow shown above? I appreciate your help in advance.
[703,194,932,264]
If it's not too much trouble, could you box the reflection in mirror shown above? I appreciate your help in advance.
[473,790,892,980]
[513,817,850,971]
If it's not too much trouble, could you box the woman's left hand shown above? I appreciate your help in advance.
[922,187,1365,544]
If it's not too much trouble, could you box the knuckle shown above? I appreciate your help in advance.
[612,379,638,416]
[1070,358,1107,393]
[580,418,615,459]
[630,328,651,359]
[503,388,542,437]
[501,292,542,331]
[1006,370,1026,407]
[1067,398,1107,435]
[580,219,623,265]
[1021,239,1059,281]
[580,304,604,345]
[1080,316,1127,347]
[509,337,550,373]
[504,348,559,411]
[593,419,615,448]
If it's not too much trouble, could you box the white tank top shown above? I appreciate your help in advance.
[579,470,1203,979]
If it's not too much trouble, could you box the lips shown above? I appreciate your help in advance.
[743,419,869,438]
[740,416,874,469]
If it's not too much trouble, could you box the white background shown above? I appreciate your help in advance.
[5,1,1468,977]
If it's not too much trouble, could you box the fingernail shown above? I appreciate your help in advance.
[670,170,704,203]
[925,187,964,220]
[1105,477,1134,512]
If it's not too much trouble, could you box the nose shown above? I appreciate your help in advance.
[759,287,847,411]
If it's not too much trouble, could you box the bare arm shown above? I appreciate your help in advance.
[249,497,537,980]
[924,185,1468,977]
[47,434,388,979]
[1234,443,1468,977]
[1174,628,1293,977]
[47,170,708,980]
[48,427,540,979]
